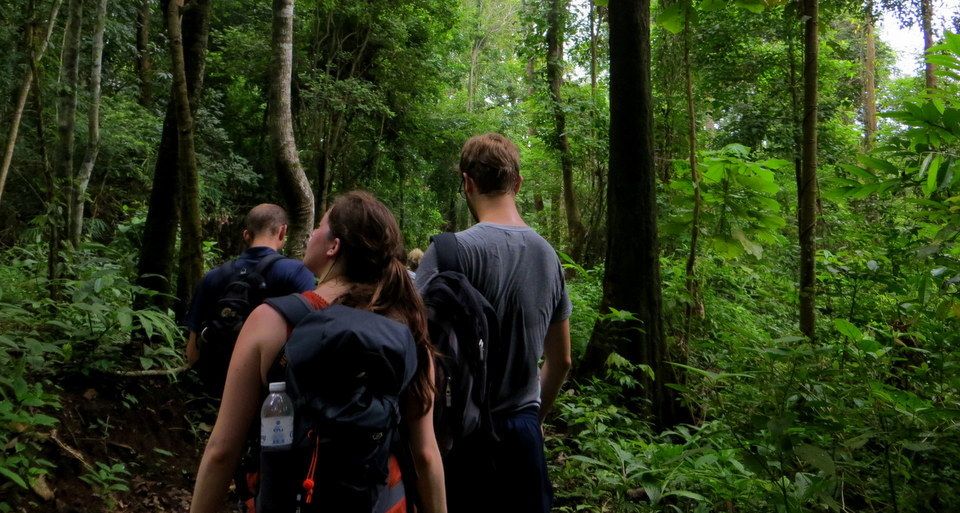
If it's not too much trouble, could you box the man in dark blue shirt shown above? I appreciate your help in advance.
[184,204,315,367]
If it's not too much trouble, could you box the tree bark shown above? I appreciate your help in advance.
[54,0,84,273]
[682,2,702,336]
[270,0,314,258]
[583,0,686,428]
[135,0,209,312]
[863,0,877,149]
[166,0,204,312]
[135,0,153,106]
[0,0,62,208]
[69,0,108,247]
[547,0,586,260]
[799,0,819,339]
[921,0,936,90]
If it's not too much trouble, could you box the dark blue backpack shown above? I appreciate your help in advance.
[257,298,418,513]
[421,233,499,455]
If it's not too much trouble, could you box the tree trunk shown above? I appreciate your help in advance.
[54,0,83,274]
[589,0,597,98]
[582,0,686,429]
[799,0,819,339]
[921,0,936,90]
[863,0,876,149]
[270,0,314,258]
[167,0,203,312]
[682,2,701,336]
[547,0,586,260]
[135,0,209,312]
[30,37,55,284]
[135,0,153,106]
[0,0,62,208]
[786,11,802,225]
[69,0,108,247]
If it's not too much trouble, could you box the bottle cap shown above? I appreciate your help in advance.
[268,382,286,392]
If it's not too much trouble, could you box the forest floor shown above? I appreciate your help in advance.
[29,373,226,513]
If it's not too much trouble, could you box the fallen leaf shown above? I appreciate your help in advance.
[30,474,54,501]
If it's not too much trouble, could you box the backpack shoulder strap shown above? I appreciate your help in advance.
[264,293,314,327]
[253,252,285,277]
[432,232,459,274]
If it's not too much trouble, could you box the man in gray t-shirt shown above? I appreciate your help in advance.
[416,133,572,513]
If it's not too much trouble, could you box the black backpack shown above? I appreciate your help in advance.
[257,297,418,513]
[421,233,499,456]
[197,252,285,396]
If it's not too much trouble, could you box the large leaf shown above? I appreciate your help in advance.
[833,319,863,340]
[655,4,684,34]
[796,444,837,475]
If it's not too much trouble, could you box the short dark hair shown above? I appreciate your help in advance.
[244,204,288,237]
[459,133,521,194]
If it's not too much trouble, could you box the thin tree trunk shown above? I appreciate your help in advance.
[863,0,876,149]
[682,3,701,336]
[799,0,819,339]
[70,0,108,246]
[786,12,802,225]
[921,0,936,90]
[55,0,83,271]
[583,0,686,428]
[31,39,56,284]
[0,0,62,208]
[135,0,209,313]
[547,0,586,259]
[167,0,203,311]
[270,0,314,257]
[135,0,153,106]
[589,0,597,98]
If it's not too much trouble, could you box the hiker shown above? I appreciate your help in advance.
[415,133,573,513]
[185,203,315,395]
[407,248,423,279]
[189,191,446,513]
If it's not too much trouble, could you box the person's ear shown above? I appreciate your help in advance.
[514,175,524,195]
[277,224,287,241]
[463,173,476,195]
[327,237,341,258]
[242,229,253,245]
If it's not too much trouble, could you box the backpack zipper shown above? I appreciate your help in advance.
[445,381,452,407]
[478,338,485,361]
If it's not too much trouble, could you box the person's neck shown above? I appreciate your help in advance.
[248,238,281,252]
[471,193,526,227]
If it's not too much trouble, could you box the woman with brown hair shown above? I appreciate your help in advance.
[189,191,445,513]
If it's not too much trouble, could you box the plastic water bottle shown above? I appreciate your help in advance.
[260,382,294,451]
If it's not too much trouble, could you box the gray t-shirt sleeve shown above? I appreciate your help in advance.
[552,261,573,323]
[553,285,572,323]
[414,243,440,292]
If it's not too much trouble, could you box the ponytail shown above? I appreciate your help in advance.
[328,192,436,417]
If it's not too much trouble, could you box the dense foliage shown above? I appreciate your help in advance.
[0,0,958,511]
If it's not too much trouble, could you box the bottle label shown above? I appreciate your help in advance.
[261,416,294,448]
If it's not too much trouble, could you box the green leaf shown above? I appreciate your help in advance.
[833,319,863,340]
[857,155,898,174]
[0,467,28,489]
[923,155,942,197]
[655,4,684,34]
[733,0,765,13]
[732,228,763,259]
[700,0,726,10]
[665,490,708,502]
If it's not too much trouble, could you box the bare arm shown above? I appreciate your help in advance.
[189,305,286,513]
[539,319,572,423]
[404,359,446,513]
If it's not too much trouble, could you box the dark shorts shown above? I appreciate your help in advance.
[445,407,552,513]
